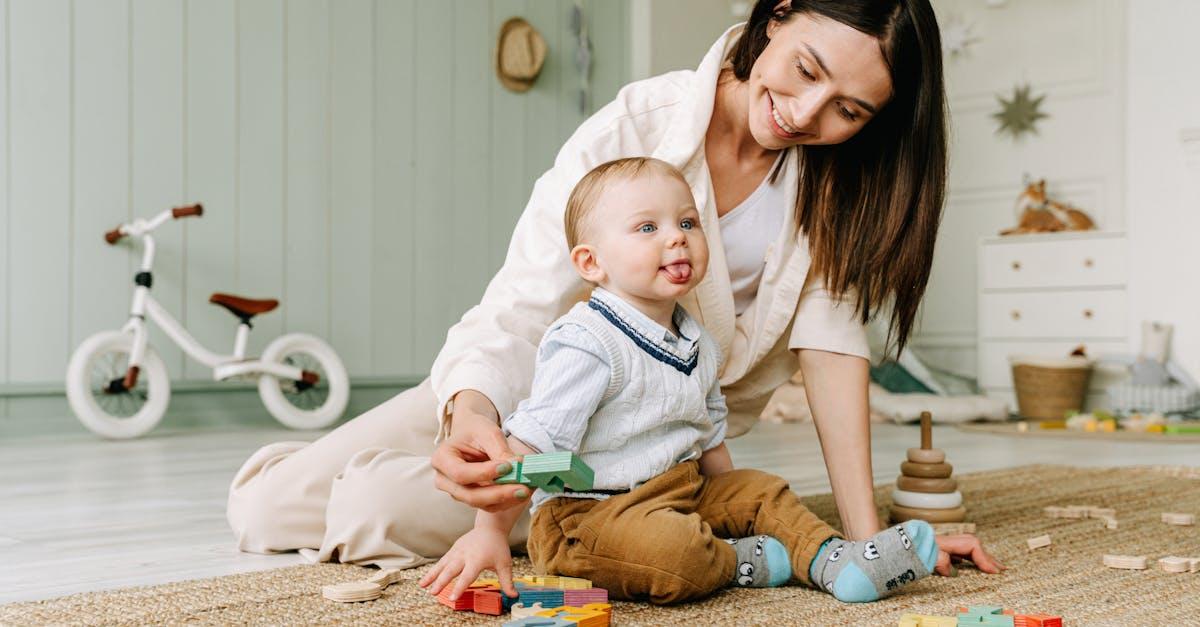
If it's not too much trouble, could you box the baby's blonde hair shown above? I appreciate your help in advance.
[564,157,689,250]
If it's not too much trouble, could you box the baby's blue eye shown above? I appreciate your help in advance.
[639,224,656,233]
[680,219,695,230]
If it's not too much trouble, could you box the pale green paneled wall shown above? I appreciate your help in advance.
[0,0,629,396]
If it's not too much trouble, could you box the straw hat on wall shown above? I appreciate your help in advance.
[495,17,547,93]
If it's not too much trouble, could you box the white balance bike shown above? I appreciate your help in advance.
[66,204,349,438]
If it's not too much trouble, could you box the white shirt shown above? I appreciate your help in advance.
[431,23,870,442]
[502,287,725,511]
[719,153,787,317]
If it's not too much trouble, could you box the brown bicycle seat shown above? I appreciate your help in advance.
[209,293,279,321]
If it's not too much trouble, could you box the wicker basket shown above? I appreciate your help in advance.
[1010,355,1094,420]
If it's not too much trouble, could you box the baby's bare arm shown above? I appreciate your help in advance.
[698,441,734,476]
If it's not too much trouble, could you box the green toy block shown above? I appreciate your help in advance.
[965,606,1003,615]
[1165,423,1200,434]
[495,452,594,493]
[520,452,594,492]
[496,461,528,486]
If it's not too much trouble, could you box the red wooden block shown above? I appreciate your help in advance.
[1024,614,1062,627]
[435,583,480,611]
[473,589,504,615]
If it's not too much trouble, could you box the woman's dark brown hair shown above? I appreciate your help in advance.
[728,0,946,356]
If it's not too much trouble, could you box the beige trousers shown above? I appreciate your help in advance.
[226,377,531,569]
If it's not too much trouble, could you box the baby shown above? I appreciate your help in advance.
[419,157,938,605]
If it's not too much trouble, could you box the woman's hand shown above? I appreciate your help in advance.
[418,525,519,600]
[431,404,529,513]
[933,534,1005,576]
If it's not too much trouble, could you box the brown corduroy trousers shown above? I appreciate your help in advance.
[527,461,840,605]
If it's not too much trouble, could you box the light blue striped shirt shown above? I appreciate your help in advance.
[503,286,727,510]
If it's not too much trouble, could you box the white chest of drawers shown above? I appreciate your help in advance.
[976,231,1130,410]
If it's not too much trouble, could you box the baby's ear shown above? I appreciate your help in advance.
[570,244,605,283]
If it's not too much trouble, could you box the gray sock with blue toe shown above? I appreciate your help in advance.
[725,535,792,588]
[808,520,939,603]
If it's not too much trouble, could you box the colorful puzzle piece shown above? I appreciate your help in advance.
[502,617,573,627]
[536,605,610,627]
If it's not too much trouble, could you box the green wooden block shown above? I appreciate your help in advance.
[1165,423,1200,434]
[495,460,530,486]
[519,452,594,493]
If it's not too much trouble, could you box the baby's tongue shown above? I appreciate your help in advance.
[662,262,692,282]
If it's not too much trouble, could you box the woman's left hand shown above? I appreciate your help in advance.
[933,534,1005,576]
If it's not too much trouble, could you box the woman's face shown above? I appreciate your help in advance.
[747,12,893,148]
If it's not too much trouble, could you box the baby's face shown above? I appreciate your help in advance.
[586,173,709,303]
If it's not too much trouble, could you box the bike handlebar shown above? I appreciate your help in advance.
[104,203,204,245]
[172,203,204,219]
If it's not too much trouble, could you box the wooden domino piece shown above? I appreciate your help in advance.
[322,567,403,603]
[1022,614,1063,627]
[889,504,967,523]
[1159,556,1191,573]
[897,476,958,493]
[1026,534,1052,550]
[321,580,382,603]
[1103,554,1148,570]
[1162,512,1196,526]
[1043,506,1066,518]
[900,461,953,479]
[367,568,403,587]
[906,447,945,464]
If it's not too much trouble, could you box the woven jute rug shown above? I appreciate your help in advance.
[3,465,1198,626]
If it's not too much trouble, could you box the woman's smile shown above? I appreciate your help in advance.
[766,91,805,140]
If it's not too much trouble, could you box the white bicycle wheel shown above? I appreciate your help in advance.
[66,330,170,439]
[257,333,349,430]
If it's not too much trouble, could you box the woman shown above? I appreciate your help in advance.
[228,0,1001,578]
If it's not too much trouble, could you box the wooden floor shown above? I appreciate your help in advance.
[2,419,1197,604]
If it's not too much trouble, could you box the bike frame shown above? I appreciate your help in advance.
[116,210,302,383]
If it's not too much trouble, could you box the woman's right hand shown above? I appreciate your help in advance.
[431,395,529,513]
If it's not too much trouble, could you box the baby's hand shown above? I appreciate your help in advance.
[418,526,518,599]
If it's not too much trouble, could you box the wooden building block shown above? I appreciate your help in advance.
[1103,554,1148,570]
[1162,512,1196,526]
[1159,556,1192,573]
[473,590,505,615]
[1026,534,1052,550]
[1022,613,1063,627]
[321,580,382,603]
[520,452,595,493]
[510,602,547,618]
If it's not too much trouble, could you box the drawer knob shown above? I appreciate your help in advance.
[1011,261,1022,271]
[1083,309,1094,319]
[1084,258,1095,268]
[1010,310,1021,321]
